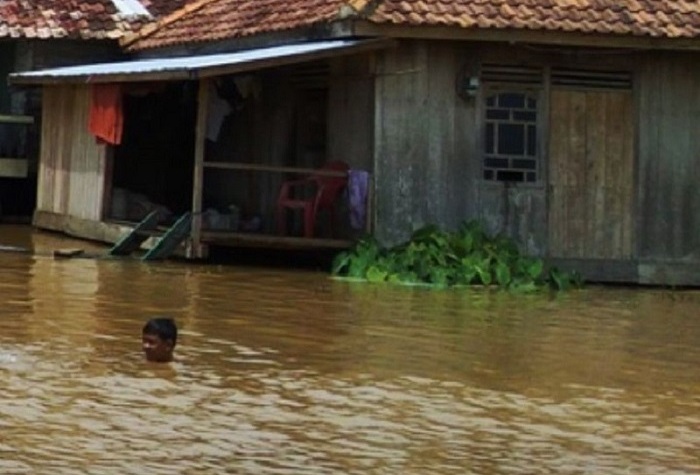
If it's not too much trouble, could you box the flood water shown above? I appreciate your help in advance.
[0,224,699,474]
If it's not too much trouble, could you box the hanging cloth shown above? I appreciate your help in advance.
[348,169,370,230]
[88,84,124,145]
[206,84,232,142]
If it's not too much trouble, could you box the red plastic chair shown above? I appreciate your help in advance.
[276,160,349,238]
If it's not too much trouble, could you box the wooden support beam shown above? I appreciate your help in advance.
[189,78,209,259]
[0,114,34,124]
[203,161,348,177]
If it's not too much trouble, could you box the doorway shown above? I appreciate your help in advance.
[548,86,635,259]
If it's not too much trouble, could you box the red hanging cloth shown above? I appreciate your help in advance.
[88,84,123,145]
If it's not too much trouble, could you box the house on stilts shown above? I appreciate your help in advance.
[8,0,700,285]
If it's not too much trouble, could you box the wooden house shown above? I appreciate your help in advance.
[0,0,187,218]
[9,0,700,285]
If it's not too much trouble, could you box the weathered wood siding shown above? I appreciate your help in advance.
[328,55,374,173]
[548,89,635,259]
[38,85,107,221]
[202,58,375,234]
[638,52,700,260]
[374,40,476,245]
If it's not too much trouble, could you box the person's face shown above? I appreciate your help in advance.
[142,332,174,362]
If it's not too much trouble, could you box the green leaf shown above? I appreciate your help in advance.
[525,258,544,280]
[494,261,511,287]
[475,265,492,286]
[331,251,352,275]
[366,266,388,283]
[348,255,370,278]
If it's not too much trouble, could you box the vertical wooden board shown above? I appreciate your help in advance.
[602,92,623,258]
[568,91,588,258]
[68,85,96,220]
[673,58,696,258]
[49,87,66,214]
[425,42,455,227]
[585,92,608,257]
[37,87,58,212]
[621,92,636,257]
[656,57,691,258]
[56,86,72,215]
[603,91,635,258]
[547,90,569,256]
[638,54,665,256]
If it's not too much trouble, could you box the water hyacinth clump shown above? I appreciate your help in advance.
[332,221,583,291]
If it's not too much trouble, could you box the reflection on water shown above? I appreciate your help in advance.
[1,225,699,474]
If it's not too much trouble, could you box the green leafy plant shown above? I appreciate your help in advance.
[332,221,584,291]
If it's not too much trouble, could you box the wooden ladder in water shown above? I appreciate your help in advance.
[108,211,192,261]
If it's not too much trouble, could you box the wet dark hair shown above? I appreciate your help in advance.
[142,317,178,346]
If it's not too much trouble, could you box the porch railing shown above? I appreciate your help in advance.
[200,161,374,236]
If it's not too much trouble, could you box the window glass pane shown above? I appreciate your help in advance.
[513,110,537,121]
[512,159,536,170]
[486,109,510,120]
[497,170,524,182]
[484,169,494,180]
[526,172,536,182]
[497,123,525,155]
[485,158,509,168]
[486,96,496,107]
[485,123,494,154]
[498,93,525,109]
[527,97,537,109]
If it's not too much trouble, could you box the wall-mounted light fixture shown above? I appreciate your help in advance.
[456,64,480,101]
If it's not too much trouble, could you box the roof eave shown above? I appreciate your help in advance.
[353,21,700,51]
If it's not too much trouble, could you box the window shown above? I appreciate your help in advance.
[483,91,538,183]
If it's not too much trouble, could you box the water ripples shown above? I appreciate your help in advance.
[0,225,699,473]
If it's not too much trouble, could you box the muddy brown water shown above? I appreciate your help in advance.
[0,225,699,474]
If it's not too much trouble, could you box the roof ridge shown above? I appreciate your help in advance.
[120,0,218,48]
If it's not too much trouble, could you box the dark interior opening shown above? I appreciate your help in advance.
[110,81,196,224]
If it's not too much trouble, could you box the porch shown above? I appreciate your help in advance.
[10,39,385,255]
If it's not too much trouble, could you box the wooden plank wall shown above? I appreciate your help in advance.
[327,55,374,173]
[374,40,477,245]
[548,90,634,259]
[638,52,700,260]
[38,85,106,221]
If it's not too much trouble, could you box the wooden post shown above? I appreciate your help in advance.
[188,78,209,258]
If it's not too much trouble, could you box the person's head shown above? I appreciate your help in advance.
[142,317,177,363]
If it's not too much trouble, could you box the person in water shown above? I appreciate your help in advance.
[142,317,177,363]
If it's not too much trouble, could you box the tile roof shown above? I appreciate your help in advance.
[124,0,349,50]
[125,0,700,51]
[0,0,188,40]
[368,0,700,39]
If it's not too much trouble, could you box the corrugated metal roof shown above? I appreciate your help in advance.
[9,39,391,85]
